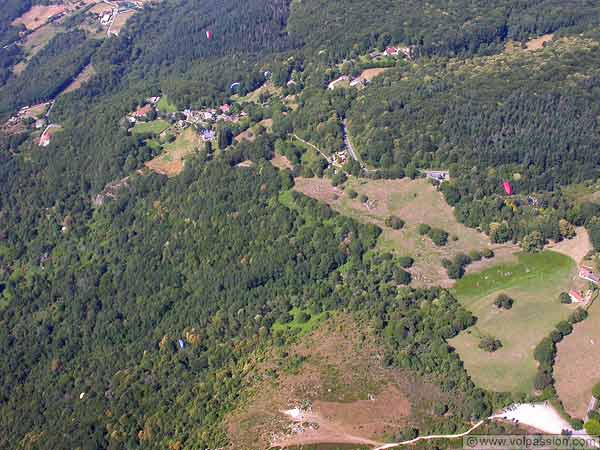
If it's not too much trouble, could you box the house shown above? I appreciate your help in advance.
[425,171,449,182]
[133,104,153,119]
[39,129,54,147]
[569,290,585,303]
[385,47,399,56]
[579,266,600,284]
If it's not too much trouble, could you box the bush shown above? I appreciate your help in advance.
[385,215,405,230]
[447,263,464,279]
[534,337,555,366]
[394,269,412,285]
[347,189,358,199]
[556,320,573,337]
[584,419,600,436]
[494,293,514,309]
[592,382,600,400]
[468,250,482,261]
[569,307,588,324]
[481,248,494,258]
[479,336,502,352]
[397,256,414,268]
[559,292,572,304]
[429,228,449,246]
[358,194,368,203]
[418,224,431,235]
[296,311,311,323]
[534,368,553,390]
[433,402,448,416]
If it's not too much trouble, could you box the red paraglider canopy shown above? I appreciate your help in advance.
[502,180,513,195]
[206,30,213,40]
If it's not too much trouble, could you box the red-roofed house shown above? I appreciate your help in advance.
[133,104,153,118]
[579,266,600,284]
[569,290,585,303]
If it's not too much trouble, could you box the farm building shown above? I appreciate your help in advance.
[579,266,599,284]
[568,290,585,303]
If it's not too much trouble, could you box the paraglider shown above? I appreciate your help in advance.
[502,180,513,195]
[230,82,241,91]
[206,30,213,40]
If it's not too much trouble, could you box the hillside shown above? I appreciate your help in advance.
[2,0,600,448]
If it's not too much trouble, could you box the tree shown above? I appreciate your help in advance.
[429,228,449,246]
[584,419,600,436]
[385,216,405,230]
[217,124,233,149]
[521,231,544,253]
[479,336,502,352]
[418,224,431,235]
[559,292,572,304]
[592,382,600,400]
[556,320,573,337]
[494,293,514,309]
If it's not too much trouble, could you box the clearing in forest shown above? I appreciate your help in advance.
[232,81,282,104]
[109,10,135,35]
[63,65,95,94]
[131,119,170,136]
[145,127,202,176]
[449,251,576,393]
[555,298,600,419]
[226,315,448,450]
[293,177,497,287]
[12,4,67,30]
[357,67,389,82]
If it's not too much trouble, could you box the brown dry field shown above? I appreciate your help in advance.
[526,33,554,50]
[63,65,95,94]
[294,177,506,287]
[109,10,135,35]
[13,5,68,30]
[555,299,600,419]
[145,128,201,177]
[226,315,446,449]
[546,227,592,265]
[358,67,388,82]
[89,3,113,14]
[271,153,293,170]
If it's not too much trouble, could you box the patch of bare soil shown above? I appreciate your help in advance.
[226,315,446,450]
[555,301,600,419]
[546,227,592,265]
[12,4,67,30]
[526,34,553,50]
[63,65,95,94]
[358,68,388,82]
[271,153,293,170]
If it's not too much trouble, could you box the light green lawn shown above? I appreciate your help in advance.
[449,250,576,393]
[132,120,170,136]
[157,96,178,113]
[272,306,329,335]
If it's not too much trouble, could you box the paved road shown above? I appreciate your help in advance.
[342,120,359,162]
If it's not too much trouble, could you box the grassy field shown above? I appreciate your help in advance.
[272,306,329,335]
[157,96,178,113]
[555,298,600,419]
[145,128,202,176]
[232,81,282,103]
[294,177,493,287]
[449,251,577,393]
[132,119,170,136]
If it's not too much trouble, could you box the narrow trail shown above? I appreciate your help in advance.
[290,133,331,162]
[373,420,485,450]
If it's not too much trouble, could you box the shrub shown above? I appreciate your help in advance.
[451,234,458,241]
[559,292,572,304]
[397,256,414,268]
[481,248,494,258]
[358,194,368,203]
[534,368,553,390]
[468,250,482,261]
[441,258,452,269]
[447,263,464,279]
[394,269,412,285]
[429,228,449,246]
[296,311,311,323]
[418,224,431,235]
[385,215,405,230]
[494,293,514,309]
[569,307,588,324]
[347,189,358,199]
[593,382,600,400]
[454,253,471,267]
[534,337,555,366]
[479,336,502,352]
[556,320,573,337]
[433,402,448,416]
[584,419,600,436]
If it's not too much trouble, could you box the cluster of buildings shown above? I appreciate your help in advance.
[182,103,245,125]
[568,266,600,303]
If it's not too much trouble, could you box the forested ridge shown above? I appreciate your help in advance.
[2,0,600,448]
